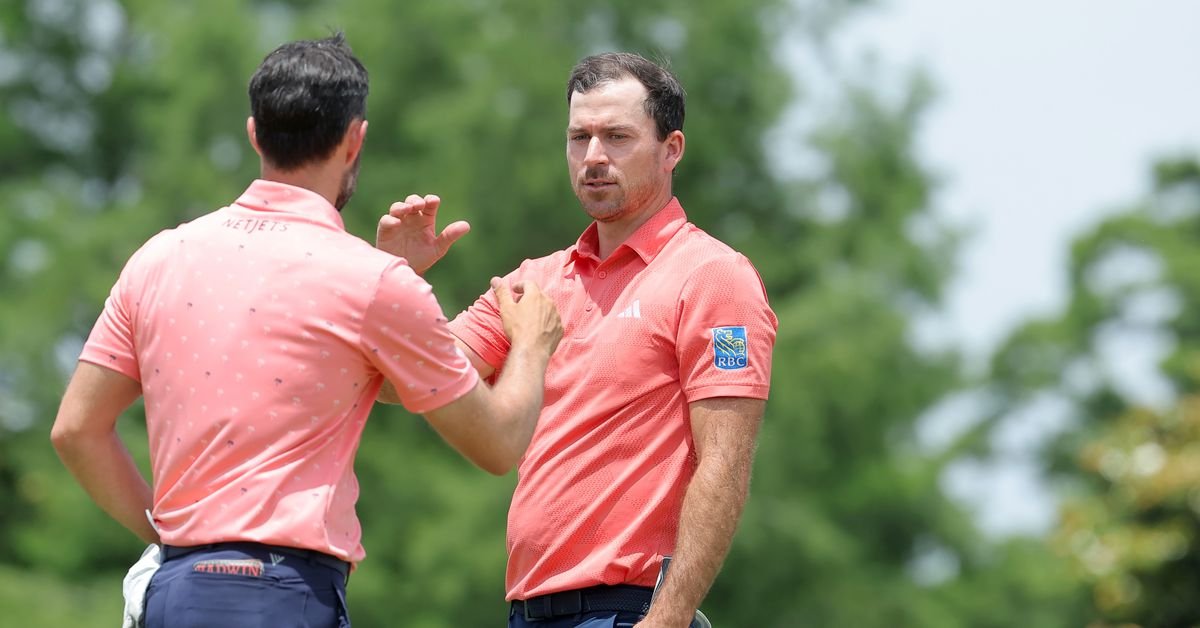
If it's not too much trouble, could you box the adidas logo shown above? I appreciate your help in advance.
[269,553,285,566]
[616,299,641,319]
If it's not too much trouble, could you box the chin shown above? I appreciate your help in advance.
[578,194,623,218]
[580,202,622,221]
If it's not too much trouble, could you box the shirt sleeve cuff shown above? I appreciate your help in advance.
[684,383,770,404]
[402,368,481,415]
[78,349,141,383]
[449,326,506,372]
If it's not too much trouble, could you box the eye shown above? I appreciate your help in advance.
[609,133,627,141]
[569,133,589,142]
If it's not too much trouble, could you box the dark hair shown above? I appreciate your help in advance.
[248,33,368,170]
[566,52,685,141]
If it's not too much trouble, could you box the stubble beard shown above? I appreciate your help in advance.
[575,165,628,222]
[334,154,361,211]
[578,187,627,222]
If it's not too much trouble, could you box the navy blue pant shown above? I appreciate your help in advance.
[144,543,350,628]
[508,608,643,628]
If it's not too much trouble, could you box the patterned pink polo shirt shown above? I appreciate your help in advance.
[79,179,478,564]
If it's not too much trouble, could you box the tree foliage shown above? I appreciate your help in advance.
[983,158,1200,626]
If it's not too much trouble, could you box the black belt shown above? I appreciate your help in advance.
[162,542,350,583]
[511,585,653,620]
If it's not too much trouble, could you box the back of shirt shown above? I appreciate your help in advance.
[80,181,478,562]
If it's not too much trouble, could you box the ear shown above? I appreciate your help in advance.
[343,119,368,164]
[246,117,263,157]
[663,129,685,173]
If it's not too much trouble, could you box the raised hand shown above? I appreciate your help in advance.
[375,194,471,274]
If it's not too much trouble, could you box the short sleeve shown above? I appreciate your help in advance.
[362,261,479,414]
[448,278,513,372]
[676,254,777,402]
[79,245,147,382]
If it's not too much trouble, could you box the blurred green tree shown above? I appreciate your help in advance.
[984,157,1200,626]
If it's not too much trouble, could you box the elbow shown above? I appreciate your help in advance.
[50,420,84,457]
[467,443,521,476]
[480,463,509,477]
[50,409,106,458]
[377,382,402,405]
[475,452,517,476]
[468,410,530,476]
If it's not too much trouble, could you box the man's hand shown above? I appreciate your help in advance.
[634,610,711,628]
[635,397,764,628]
[51,362,158,543]
[492,277,562,357]
[416,278,561,475]
[375,194,471,274]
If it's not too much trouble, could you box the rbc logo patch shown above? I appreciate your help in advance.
[712,326,749,370]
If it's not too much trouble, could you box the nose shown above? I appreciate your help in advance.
[583,137,608,167]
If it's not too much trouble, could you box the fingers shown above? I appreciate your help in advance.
[495,279,542,306]
[422,194,440,215]
[377,214,401,230]
[512,280,541,296]
[387,196,422,218]
[388,194,441,218]
[507,280,538,303]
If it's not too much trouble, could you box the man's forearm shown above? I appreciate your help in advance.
[642,455,751,626]
[53,431,158,543]
[482,341,550,467]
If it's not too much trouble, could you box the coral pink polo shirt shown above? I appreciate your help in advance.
[80,180,478,564]
[451,198,777,599]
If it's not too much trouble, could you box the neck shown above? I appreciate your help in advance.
[595,189,673,259]
[260,162,341,209]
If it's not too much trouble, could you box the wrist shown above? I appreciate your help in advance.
[641,607,695,628]
[509,335,555,362]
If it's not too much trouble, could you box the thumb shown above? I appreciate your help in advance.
[490,277,513,308]
[436,220,472,253]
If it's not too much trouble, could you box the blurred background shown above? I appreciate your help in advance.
[3,0,1199,625]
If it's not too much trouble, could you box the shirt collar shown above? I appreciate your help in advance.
[569,197,687,266]
[233,179,345,231]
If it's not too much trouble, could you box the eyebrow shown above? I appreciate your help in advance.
[567,124,640,135]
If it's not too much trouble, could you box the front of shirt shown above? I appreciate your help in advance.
[80,180,478,563]
[450,198,777,599]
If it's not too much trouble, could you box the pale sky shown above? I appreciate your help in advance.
[848,0,1200,361]
[802,0,1200,535]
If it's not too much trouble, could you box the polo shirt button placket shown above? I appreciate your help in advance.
[598,270,607,279]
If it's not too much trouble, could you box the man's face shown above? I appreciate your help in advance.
[334,152,361,211]
[566,77,670,223]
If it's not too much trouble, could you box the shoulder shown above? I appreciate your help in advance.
[309,229,409,281]
[672,223,760,276]
[133,207,234,263]
[507,247,574,279]
[368,256,435,309]
[678,221,735,253]
[658,225,770,307]
[125,226,183,268]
